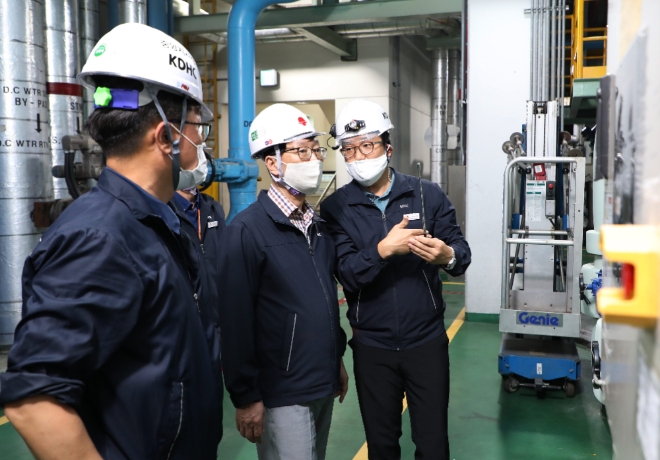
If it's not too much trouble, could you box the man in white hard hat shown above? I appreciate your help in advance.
[0,24,224,459]
[218,103,348,460]
[320,100,471,459]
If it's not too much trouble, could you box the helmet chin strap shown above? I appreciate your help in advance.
[147,86,187,191]
[271,144,303,196]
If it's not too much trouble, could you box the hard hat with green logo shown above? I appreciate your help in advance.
[78,23,212,121]
[248,104,324,159]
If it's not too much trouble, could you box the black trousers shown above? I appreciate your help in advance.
[352,334,450,460]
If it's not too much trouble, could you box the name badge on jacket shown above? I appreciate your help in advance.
[208,221,218,229]
[403,213,420,221]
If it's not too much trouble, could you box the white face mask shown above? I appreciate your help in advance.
[171,127,209,191]
[279,160,323,196]
[345,154,388,187]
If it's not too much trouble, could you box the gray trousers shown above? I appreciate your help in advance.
[256,396,334,460]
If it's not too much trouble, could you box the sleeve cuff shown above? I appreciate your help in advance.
[0,371,84,408]
[230,389,262,409]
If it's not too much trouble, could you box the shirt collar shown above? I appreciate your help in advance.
[101,168,181,234]
[267,183,312,218]
[172,190,199,212]
[363,169,395,200]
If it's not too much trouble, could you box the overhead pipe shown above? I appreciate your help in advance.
[431,49,448,189]
[446,49,461,165]
[0,0,54,346]
[226,0,295,221]
[79,0,100,120]
[45,0,84,200]
[119,0,147,24]
[148,0,173,35]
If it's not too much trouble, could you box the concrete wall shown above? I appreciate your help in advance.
[465,0,531,315]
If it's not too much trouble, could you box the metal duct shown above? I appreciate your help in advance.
[119,0,147,24]
[45,0,84,200]
[0,0,54,346]
[431,49,448,189]
[446,49,461,165]
[79,0,100,120]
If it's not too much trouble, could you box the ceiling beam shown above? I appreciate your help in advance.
[174,0,461,35]
[291,26,357,59]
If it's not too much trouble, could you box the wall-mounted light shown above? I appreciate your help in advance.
[259,69,279,87]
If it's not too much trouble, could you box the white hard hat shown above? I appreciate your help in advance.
[249,104,325,159]
[332,99,394,143]
[78,23,212,121]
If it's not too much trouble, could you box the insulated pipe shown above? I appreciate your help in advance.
[431,49,448,189]
[0,0,54,345]
[226,0,295,222]
[45,0,84,200]
[446,49,461,165]
[79,0,99,120]
[560,0,565,128]
[119,0,147,24]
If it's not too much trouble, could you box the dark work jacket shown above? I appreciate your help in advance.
[0,169,223,460]
[218,191,346,409]
[170,192,227,327]
[320,170,471,351]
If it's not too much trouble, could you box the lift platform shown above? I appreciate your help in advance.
[499,333,581,397]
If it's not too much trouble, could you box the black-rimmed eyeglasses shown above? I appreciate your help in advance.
[340,141,384,161]
[282,147,328,161]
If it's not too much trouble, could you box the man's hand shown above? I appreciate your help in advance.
[335,359,349,403]
[236,401,265,443]
[408,235,454,265]
[377,217,425,259]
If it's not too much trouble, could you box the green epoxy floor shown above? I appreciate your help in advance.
[0,284,612,459]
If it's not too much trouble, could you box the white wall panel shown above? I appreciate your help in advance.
[465,0,531,314]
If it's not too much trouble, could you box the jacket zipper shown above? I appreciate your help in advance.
[308,224,338,386]
[422,271,438,310]
[286,314,298,371]
[355,289,362,323]
[382,212,401,350]
[165,382,184,460]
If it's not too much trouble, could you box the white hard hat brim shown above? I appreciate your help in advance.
[250,130,326,159]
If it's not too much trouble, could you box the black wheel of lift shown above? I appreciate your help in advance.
[565,381,576,398]
[502,376,519,393]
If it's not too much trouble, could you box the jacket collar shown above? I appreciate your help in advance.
[345,169,415,206]
[258,190,324,228]
[97,168,180,233]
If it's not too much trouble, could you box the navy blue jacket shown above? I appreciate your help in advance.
[218,191,346,409]
[0,169,223,459]
[320,170,471,351]
[171,192,226,327]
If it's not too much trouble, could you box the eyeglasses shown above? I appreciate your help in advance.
[340,141,384,161]
[282,146,327,161]
[169,120,213,142]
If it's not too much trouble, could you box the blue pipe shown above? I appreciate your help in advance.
[147,0,173,35]
[226,0,294,222]
[108,0,119,29]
